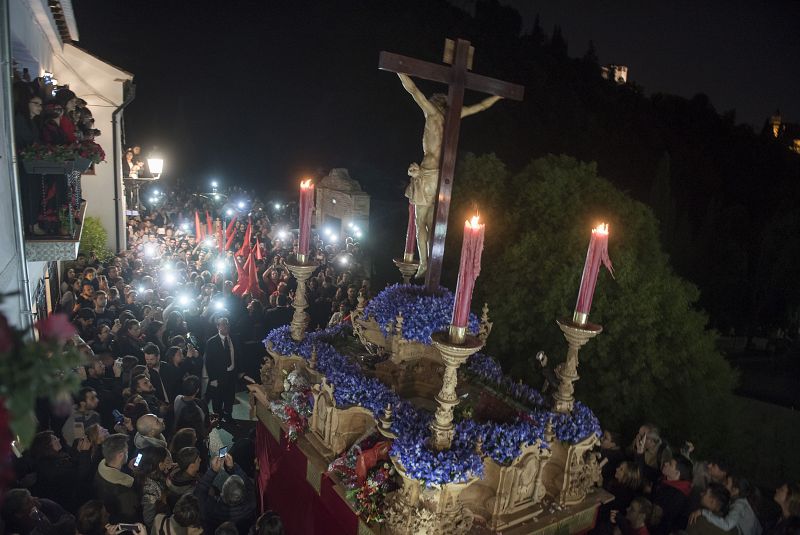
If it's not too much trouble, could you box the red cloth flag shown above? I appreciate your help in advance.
[232,255,250,297]
[194,211,202,244]
[206,211,213,236]
[255,237,264,261]
[225,215,238,239]
[236,219,252,258]
[225,228,236,251]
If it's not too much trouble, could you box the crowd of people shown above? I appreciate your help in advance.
[12,68,104,237]
[2,183,370,535]
[9,177,798,535]
[595,424,800,535]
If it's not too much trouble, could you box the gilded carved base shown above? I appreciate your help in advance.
[307,378,376,460]
[461,440,551,531]
[385,460,476,535]
[540,434,603,507]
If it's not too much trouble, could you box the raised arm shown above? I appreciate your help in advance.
[398,73,438,116]
[461,95,502,118]
[700,499,745,531]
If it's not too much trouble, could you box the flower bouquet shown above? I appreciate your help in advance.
[20,142,102,174]
[268,368,313,443]
[328,433,398,524]
[77,140,106,165]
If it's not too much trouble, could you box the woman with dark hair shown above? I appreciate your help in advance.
[29,430,92,512]
[163,311,187,347]
[134,446,174,528]
[54,87,78,142]
[595,461,644,535]
[145,320,167,355]
[75,500,114,535]
[14,88,42,148]
[40,102,69,145]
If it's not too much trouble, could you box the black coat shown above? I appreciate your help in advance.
[112,334,144,363]
[158,361,183,402]
[263,306,293,333]
[651,481,691,535]
[31,450,92,513]
[204,333,241,381]
[94,463,140,523]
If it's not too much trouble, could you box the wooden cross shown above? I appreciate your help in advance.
[379,38,524,292]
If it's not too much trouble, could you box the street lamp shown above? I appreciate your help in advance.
[147,155,164,178]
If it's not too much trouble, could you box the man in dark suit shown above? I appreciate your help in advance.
[263,294,294,333]
[204,317,241,422]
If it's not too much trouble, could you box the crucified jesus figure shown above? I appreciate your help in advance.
[398,72,502,279]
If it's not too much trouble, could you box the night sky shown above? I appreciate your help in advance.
[71,0,800,195]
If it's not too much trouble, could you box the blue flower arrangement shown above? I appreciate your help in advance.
[261,286,601,487]
[361,284,481,343]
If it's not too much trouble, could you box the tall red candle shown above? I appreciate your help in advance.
[403,203,416,262]
[298,179,314,259]
[573,223,613,325]
[451,215,485,331]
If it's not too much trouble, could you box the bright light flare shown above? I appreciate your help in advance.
[593,222,609,235]
[466,215,482,229]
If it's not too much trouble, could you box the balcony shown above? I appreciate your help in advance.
[25,201,87,262]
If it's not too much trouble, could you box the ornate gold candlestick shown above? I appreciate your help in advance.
[428,330,484,451]
[552,318,602,413]
[285,258,317,341]
[393,256,420,284]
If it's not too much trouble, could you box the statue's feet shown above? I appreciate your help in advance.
[414,265,427,279]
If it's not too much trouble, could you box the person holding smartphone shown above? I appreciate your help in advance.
[192,452,256,533]
[95,433,140,523]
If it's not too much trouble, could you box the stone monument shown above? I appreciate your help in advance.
[314,168,370,243]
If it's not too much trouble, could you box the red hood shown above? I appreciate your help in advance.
[662,478,692,496]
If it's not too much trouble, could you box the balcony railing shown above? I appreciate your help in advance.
[21,159,89,262]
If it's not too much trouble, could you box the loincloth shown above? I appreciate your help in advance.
[405,167,438,206]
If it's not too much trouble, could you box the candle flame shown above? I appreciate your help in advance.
[466,215,481,229]
[593,222,609,235]
[300,178,313,189]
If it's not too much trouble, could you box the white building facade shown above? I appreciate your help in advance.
[1,0,133,330]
